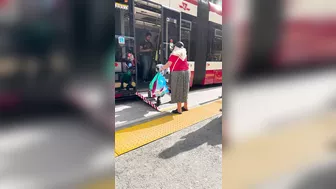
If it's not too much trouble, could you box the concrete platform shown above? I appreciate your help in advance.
[115,86,222,130]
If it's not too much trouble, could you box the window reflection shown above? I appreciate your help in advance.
[207,23,222,61]
[209,0,222,6]
[115,10,130,36]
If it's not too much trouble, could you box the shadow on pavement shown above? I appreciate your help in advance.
[158,116,222,159]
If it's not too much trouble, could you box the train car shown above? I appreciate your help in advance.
[231,0,336,75]
[0,0,67,111]
[0,0,115,113]
[115,0,224,99]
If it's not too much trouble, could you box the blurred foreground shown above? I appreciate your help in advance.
[1,106,114,189]
[223,68,336,188]
[1,0,115,188]
[223,111,336,189]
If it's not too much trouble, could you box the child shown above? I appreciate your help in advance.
[120,50,135,90]
[126,50,135,68]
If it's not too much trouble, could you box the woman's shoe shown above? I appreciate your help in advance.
[182,107,188,112]
[172,109,182,114]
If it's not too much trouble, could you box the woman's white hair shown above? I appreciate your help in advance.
[171,46,187,60]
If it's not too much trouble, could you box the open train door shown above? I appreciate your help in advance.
[135,4,181,111]
[161,6,181,63]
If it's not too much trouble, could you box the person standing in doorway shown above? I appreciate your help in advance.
[139,32,154,82]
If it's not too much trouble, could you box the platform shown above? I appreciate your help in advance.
[114,109,336,189]
[115,85,222,129]
[115,114,223,189]
[115,99,222,156]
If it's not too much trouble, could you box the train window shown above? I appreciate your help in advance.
[115,2,135,63]
[115,3,131,37]
[115,37,135,62]
[181,19,192,31]
[181,19,192,60]
[215,29,222,38]
[181,29,191,60]
[207,23,222,61]
[181,13,197,61]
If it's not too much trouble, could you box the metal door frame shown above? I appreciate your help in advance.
[161,6,181,63]
[133,0,163,92]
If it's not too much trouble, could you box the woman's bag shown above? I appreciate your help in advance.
[149,73,169,98]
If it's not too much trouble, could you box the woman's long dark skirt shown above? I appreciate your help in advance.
[170,70,190,103]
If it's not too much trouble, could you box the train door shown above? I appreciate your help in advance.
[161,7,181,64]
[134,0,162,91]
[115,0,136,97]
[134,1,181,92]
[133,2,181,110]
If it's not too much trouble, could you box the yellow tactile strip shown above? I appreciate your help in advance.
[222,112,336,189]
[115,100,222,156]
[80,178,115,189]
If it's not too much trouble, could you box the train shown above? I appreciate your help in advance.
[0,0,115,112]
[115,0,223,98]
[1,0,335,108]
[116,0,336,98]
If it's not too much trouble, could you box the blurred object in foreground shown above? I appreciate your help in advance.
[0,0,115,188]
[231,0,336,78]
[225,59,336,188]
[224,109,336,189]
[0,117,114,189]
[0,0,114,115]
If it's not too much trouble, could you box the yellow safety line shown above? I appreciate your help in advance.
[158,98,222,112]
[82,112,336,188]
[80,178,115,189]
[115,100,222,156]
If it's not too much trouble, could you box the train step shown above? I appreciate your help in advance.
[136,91,173,112]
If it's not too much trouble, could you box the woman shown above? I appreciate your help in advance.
[160,41,190,114]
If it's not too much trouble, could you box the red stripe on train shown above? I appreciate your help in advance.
[184,0,197,6]
[202,70,222,85]
[115,93,123,98]
[183,0,224,16]
[209,2,222,16]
